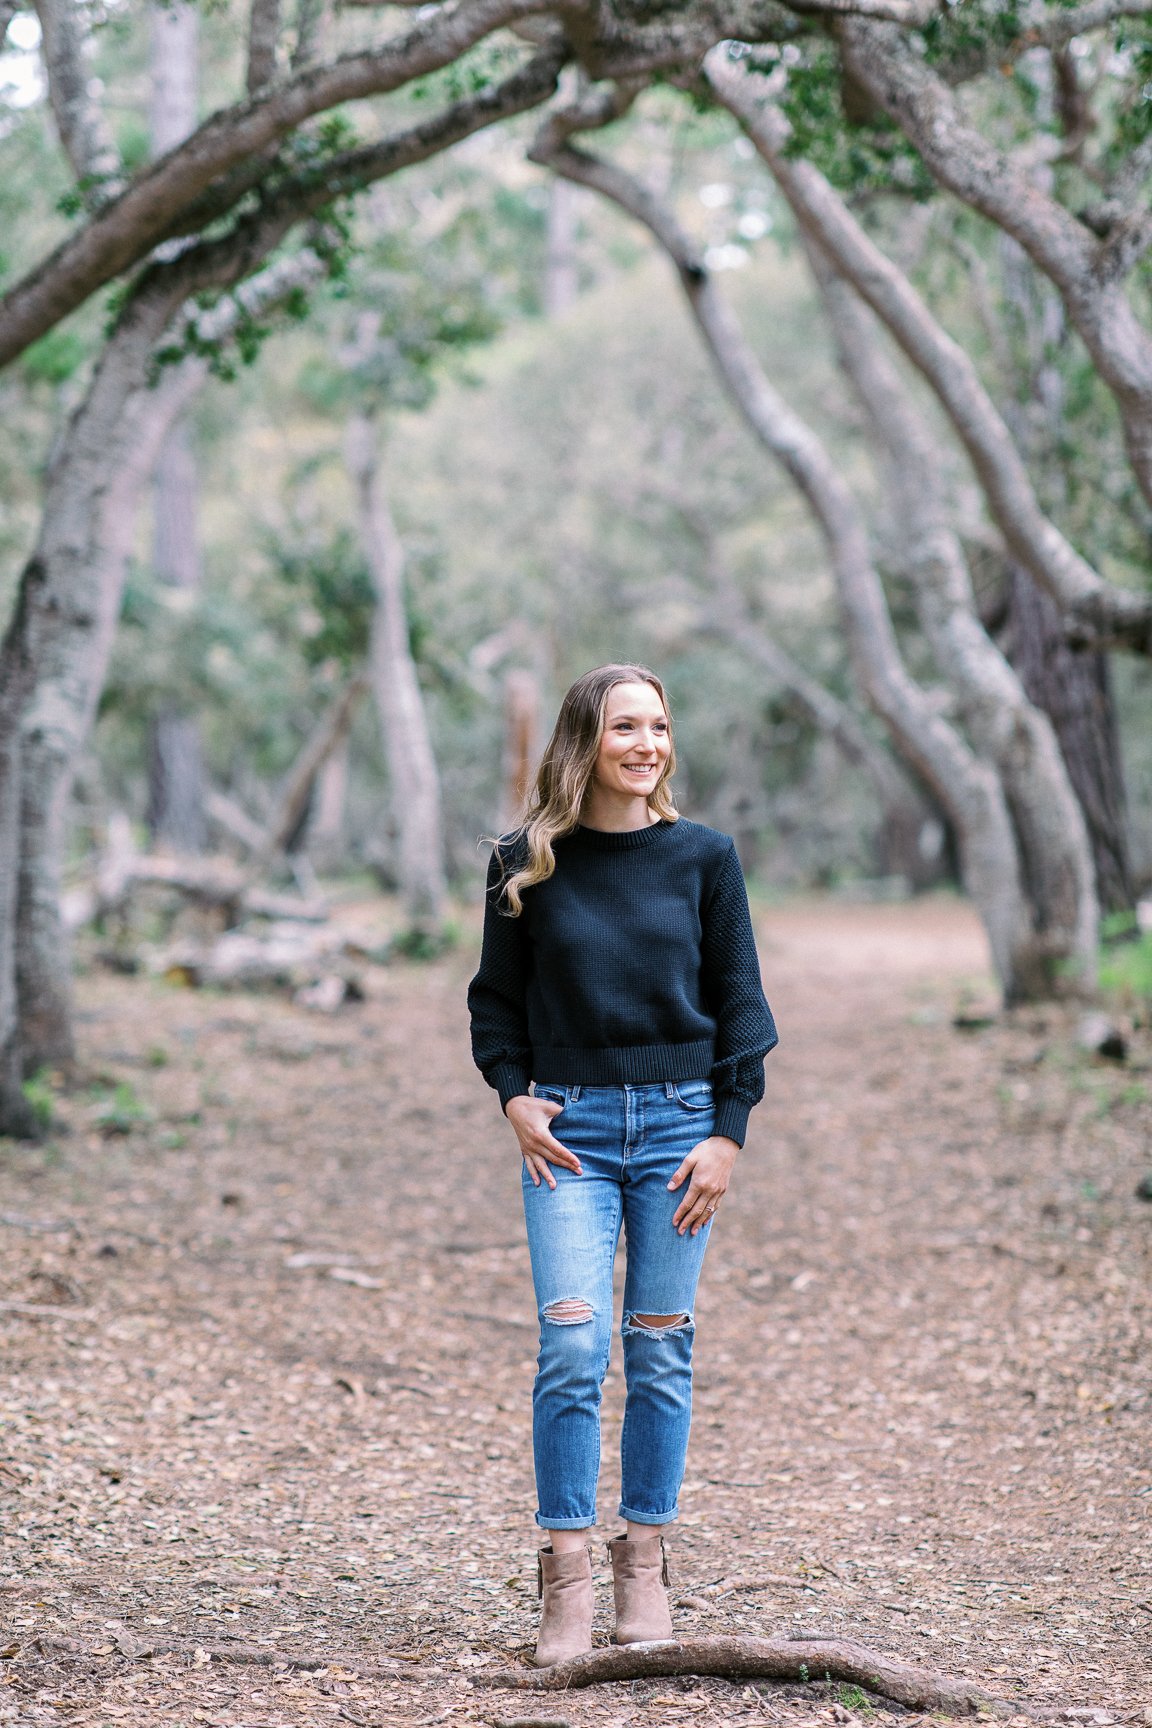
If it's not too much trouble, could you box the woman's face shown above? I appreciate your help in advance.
[592,681,671,801]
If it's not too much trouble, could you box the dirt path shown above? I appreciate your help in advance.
[2,897,1149,1728]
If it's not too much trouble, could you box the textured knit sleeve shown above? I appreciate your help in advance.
[467,845,533,1112]
[700,842,778,1147]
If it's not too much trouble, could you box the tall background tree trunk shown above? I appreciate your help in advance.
[1006,566,1133,916]
[544,179,580,317]
[344,412,447,933]
[995,237,1135,918]
[13,297,200,1077]
[0,568,46,1136]
[806,241,1098,993]
[9,252,323,1083]
[146,0,205,855]
[310,735,351,870]
[499,667,539,831]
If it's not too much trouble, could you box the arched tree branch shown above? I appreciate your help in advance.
[837,15,1152,512]
[0,0,550,370]
[702,50,1152,656]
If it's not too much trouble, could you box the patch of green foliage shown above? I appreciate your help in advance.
[21,328,90,387]
[270,529,375,671]
[408,41,525,104]
[389,921,459,962]
[1098,928,1152,1009]
[768,44,933,197]
[20,1071,56,1134]
[921,0,1031,70]
[1112,24,1152,154]
[92,1080,153,1135]
[835,1684,874,1713]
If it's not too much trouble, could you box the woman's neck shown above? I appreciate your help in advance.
[579,789,660,833]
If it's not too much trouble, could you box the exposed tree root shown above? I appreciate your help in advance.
[21,1628,1030,1718]
[475,1634,1023,1717]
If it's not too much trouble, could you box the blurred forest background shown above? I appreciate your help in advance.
[2,0,1152,1137]
[2,9,1152,1720]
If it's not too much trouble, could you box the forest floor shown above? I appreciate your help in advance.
[1,894,1150,1728]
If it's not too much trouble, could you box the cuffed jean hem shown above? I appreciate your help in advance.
[535,1511,597,1530]
[618,1503,679,1524]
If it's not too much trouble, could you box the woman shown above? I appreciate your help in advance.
[468,664,777,1666]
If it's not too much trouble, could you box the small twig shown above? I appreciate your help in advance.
[0,1212,75,1235]
[704,1574,813,1596]
[0,1300,95,1321]
[801,1553,844,1582]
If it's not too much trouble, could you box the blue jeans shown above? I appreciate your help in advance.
[521,1080,716,1530]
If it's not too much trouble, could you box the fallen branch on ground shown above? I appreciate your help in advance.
[63,849,328,931]
[475,1634,1020,1717]
[23,1630,451,1684]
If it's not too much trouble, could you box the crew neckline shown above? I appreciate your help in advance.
[571,818,676,851]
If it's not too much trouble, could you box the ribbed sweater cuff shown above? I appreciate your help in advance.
[714,1093,751,1148]
[490,1063,530,1112]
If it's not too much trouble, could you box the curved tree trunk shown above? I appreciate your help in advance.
[14,289,201,1073]
[837,16,1152,517]
[701,51,1152,655]
[806,242,1098,992]
[10,251,327,1077]
[530,111,1037,999]
[344,412,447,933]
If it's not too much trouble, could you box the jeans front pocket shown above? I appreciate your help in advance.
[672,1079,713,1111]
[532,1083,568,1110]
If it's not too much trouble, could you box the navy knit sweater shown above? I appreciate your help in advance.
[467,817,777,1147]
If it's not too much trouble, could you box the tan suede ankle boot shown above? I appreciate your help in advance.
[533,1545,594,1667]
[608,1534,673,1644]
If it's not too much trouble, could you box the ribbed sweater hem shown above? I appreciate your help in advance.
[531,1039,714,1085]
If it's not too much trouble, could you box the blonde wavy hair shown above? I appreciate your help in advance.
[497,663,678,916]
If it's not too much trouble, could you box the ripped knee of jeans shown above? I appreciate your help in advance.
[623,1310,692,1337]
[543,1296,595,1326]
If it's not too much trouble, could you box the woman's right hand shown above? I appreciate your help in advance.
[506,1095,582,1189]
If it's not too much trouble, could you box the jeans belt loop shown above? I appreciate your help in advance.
[665,1081,675,1098]
[571,1084,581,1101]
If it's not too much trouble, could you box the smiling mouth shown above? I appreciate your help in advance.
[623,763,657,774]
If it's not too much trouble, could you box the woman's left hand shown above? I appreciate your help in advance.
[668,1136,740,1235]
